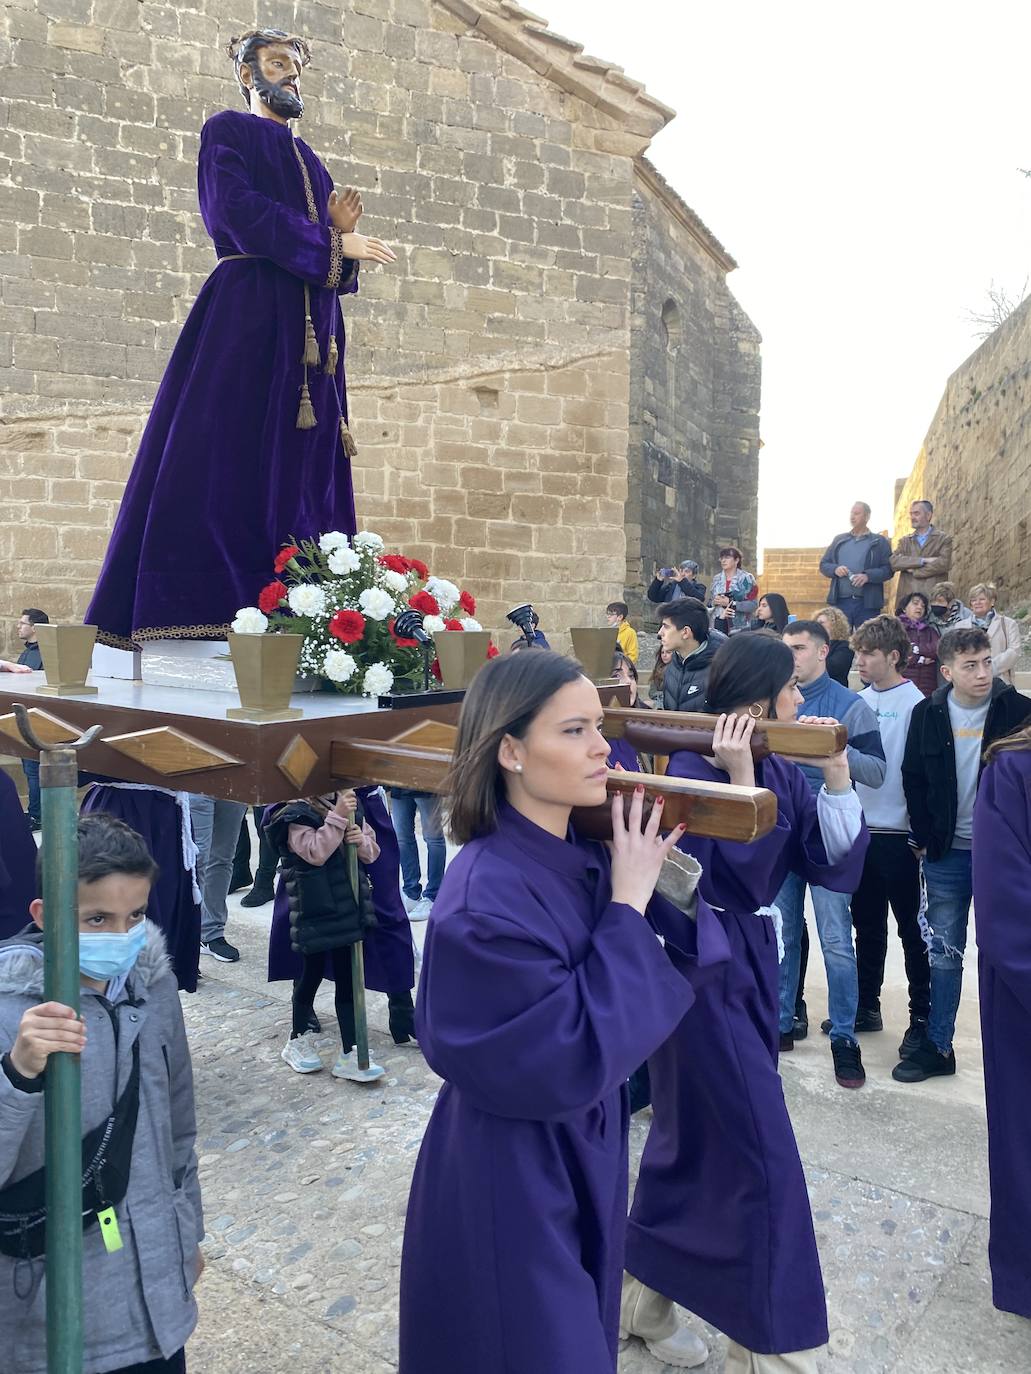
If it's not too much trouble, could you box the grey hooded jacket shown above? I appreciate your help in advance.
[0,922,202,1373]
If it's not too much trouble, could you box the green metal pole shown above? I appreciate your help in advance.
[346,845,370,1071]
[40,745,83,1374]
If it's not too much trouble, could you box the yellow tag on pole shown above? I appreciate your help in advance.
[97,1207,123,1254]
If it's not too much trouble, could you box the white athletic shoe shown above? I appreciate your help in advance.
[408,896,434,921]
[331,1049,386,1083]
[281,1033,323,1074]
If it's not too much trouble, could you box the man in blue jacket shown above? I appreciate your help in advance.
[818,503,893,629]
[777,620,886,1089]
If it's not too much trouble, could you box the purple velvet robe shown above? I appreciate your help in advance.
[267,788,415,994]
[86,109,359,647]
[627,752,869,1354]
[0,772,36,941]
[399,802,703,1374]
[973,750,1031,1320]
[606,737,641,773]
[79,785,201,993]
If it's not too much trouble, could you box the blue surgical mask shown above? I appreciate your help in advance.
[78,924,147,981]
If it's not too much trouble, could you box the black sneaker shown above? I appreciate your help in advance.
[854,1007,883,1033]
[28,816,41,833]
[779,1032,795,1054]
[240,882,276,908]
[892,1039,956,1083]
[200,937,240,963]
[791,1013,808,1040]
[831,1037,866,1089]
[898,1017,928,1059]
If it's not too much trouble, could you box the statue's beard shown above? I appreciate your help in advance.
[253,71,304,120]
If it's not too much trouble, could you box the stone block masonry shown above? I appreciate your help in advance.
[0,0,759,656]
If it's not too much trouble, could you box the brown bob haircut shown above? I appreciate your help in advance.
[849,614,910,666]
[443,648,585,845]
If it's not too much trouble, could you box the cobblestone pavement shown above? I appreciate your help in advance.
[185,881,1031,1374]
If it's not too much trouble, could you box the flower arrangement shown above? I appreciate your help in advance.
[231,531,494,696]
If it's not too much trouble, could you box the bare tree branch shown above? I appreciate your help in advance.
[963,278,1030,340]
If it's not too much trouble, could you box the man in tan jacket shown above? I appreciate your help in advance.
[890,499,953,606]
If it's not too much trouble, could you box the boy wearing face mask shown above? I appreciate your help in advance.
[0,813,203,1374]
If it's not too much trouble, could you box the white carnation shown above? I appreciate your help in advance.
[425,576,460,612]
[353,530,385,553]
[323,649,357,684]
[287,584,327,617]
[379,568,409,594]
[461,617,483,632]
[358,586,394,621]
[319,530,350,553]
[423,615,447,635]
[362,662,394,697]
[230,607,268,635]
[328,546,361,575]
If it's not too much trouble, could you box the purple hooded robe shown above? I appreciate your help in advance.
[398,802,718,1374]
[627,752,868,1354]
[973,748,1031,1319]
[0,772,36,941]
[86,108,359,647]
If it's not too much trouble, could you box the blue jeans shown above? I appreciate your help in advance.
[21,758,40,823]
[390,789,445,902]
[189,794,247,942]
[777,871,859,1041]
[838,597,875,630]
[922,848,972,1054]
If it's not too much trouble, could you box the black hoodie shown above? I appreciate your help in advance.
[661,637,721,712]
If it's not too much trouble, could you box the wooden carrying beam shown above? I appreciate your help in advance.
[330,739,777,843]
[603,707,847,760]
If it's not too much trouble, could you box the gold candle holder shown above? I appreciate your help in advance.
[226,633,304,722]
[35,623,99,696]
[433,629,493,690]
[569,626,620,683]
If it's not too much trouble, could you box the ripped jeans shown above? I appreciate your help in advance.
[921,848,972,1054]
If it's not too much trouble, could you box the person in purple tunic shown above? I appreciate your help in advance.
[623,633,868,1374]
[79,783,202,992]
[972,723,1031,1321]
[267,785,417,1045]
[0,771,36,941]
[86,28,396,648]
[399,650,708,1374]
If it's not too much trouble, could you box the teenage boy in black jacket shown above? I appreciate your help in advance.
[656,599,724,711]
[898,627,1031,1082]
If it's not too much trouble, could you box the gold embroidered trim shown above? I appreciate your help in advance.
[95,630,142,652]
[291,138,319,225]
[324,227,344,290]
[132,623,231,643]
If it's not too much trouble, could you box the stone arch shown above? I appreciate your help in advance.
[660,298,682,352]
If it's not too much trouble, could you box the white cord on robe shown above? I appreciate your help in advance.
[83,782,202,904]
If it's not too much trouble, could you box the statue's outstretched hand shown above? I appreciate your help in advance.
[339,232,397,266]
[329,186,363,232]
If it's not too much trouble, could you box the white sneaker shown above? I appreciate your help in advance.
[639,1327,708,1368]
[408,896,434,921]
[331,1049,385,1083]
[281,1033,323,1074]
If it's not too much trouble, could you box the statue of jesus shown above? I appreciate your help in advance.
[87,28,396,648]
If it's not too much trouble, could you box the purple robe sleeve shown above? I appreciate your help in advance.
[974,754,1031,1016]
[418,896,693,1121]
[199,114,342,288]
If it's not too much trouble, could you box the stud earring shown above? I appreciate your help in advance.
[514,764,523,772]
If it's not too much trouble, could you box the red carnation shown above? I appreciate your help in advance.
[258,580,287,614]
[408,557,429,580]
[378,554,412,576]
[487,642,500,659]
[459,590,476,616]
[430,657,442,682]
[274,544,300,574]
[329,609,366,645]
[409,590,440,617]
[389,617,420,649]
[444,618,463,631]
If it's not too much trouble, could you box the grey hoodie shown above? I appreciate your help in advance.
[0,922,202,1373]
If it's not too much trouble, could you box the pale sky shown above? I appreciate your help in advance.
[541,0,1031,564]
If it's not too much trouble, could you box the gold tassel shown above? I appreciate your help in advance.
[296,382,316,430]
[301,283,321,368]
[323,334,338,375]
[339,418,358,458]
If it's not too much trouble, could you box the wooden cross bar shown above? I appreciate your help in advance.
[602,707,847,760]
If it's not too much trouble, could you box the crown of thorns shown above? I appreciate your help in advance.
[226,29,312,92]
